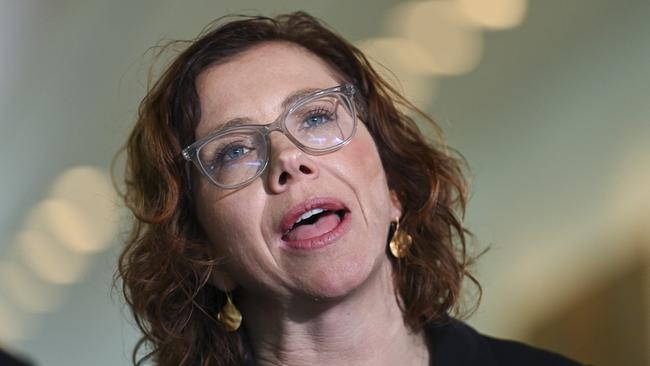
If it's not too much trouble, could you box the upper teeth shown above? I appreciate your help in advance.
[295,208,325,225]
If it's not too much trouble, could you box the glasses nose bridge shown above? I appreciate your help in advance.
[263,110,294,144]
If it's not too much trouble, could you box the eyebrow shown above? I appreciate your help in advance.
[208,87,321,135]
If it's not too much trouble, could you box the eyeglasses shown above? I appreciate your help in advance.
[182,84,357,189]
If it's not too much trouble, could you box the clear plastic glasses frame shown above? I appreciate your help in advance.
[182,84,357,189]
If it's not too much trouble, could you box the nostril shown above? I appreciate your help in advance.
[279,171,288,185]
[299,165,312,174]
[275,162,315,187]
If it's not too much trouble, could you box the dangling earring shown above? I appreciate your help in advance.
[389,219,412,258]
[217,292,242,332]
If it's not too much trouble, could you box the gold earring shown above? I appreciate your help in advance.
[217,292,242,332]
[389,220,412,258]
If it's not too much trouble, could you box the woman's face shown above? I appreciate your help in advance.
[193,42,401,301]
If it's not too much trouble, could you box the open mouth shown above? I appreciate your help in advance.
[280,198,351,247]
[282,208,347,242]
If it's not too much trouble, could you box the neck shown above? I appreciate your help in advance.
[238,260,430,366]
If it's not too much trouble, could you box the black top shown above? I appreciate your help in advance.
[0,348,32,366]
[427,318,583,366]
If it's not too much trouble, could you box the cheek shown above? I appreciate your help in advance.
[345,130,387,183]
[194,186,261,256]
[341,129,395,221]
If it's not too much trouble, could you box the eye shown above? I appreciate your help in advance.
[300,108,336,129]
[204,142,255,173]
[218,144,253,162]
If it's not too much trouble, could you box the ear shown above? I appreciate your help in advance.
[389,189,403,220]
[210,265,237,292]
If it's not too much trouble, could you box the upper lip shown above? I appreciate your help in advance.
[279,197,348,236]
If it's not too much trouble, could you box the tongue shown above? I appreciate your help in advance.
[285,212,341,241]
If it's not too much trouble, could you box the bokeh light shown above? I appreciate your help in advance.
[0,298,25,342]
[356,37,439,110]
[48,166,118,253]
[0,261,64,313]
[24,199,101,254]
[457,0,528,30]
[387,0,484,76]
[18,229,91,285]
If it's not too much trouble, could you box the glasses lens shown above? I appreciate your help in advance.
[285,92,355,151]
[198,130,267,187]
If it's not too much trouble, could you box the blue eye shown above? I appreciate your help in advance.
[212,143,254,167]
[301,108,335,129]
[219,146,251,161]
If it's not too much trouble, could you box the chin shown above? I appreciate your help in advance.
[294,251,388,300]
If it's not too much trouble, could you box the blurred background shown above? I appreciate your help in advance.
[0,0,648,365]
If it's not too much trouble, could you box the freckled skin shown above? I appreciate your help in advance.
[193,42,401,302]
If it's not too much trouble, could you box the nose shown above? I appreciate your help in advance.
[266,133,319,193]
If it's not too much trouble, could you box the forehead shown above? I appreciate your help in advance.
[195,42,342,138]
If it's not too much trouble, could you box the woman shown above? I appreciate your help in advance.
[118,12,582,366]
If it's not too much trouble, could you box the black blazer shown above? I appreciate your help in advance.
[428,319,583,366]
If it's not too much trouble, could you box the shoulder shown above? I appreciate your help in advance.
[427,318,583,366]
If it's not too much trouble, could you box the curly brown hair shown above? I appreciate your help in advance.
[117,11,478,366]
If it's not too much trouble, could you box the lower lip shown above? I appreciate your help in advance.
[281,212,351,251]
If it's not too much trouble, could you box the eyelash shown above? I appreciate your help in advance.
[300,107,334,126]
[212,141,250,164]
